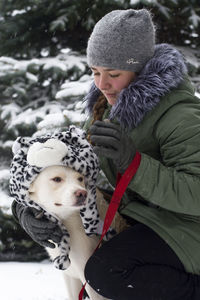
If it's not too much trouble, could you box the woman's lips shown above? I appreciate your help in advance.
[104,93,116,98]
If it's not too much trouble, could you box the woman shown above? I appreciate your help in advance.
[13,9,200,300]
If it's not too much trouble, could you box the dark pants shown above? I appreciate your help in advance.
[85,223,200,300]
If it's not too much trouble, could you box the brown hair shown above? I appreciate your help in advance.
[87,93,108,143]
[92,93,108,123]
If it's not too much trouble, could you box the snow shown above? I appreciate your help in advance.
[56,80,92,99]
[0,190,12,214]
[0,51,86,76]
[0,52,91,139]
[196,92,200,99]
[0,170,11,214]
[26,72,38,83]
[38,113,66,130]
[63,110,87,123]
[11,10,27,17]
[42,60,67,72]
[5,100,87,133]
[189,9,200,28]
[8,108,44,128]
[129,0,140,5]
[0,261,91,300]
[0,169,10,180]
[0,261,68,300]
[1,103,21,120]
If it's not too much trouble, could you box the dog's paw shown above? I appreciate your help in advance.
[53,254,70,270]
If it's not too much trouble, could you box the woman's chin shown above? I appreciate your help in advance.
[105,95,117,106]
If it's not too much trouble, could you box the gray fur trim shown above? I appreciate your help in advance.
[85,44,188,129]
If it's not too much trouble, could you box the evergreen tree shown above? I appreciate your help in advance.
[0,52,90,261]
[0,0,130,58]
[0,209,47,262]
[0,0,199,59]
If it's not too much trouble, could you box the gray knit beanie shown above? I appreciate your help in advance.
[87,9,155,73]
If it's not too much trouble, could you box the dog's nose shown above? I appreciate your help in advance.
[74,189,87,206]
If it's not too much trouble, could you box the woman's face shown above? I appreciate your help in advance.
[91,66,136,105]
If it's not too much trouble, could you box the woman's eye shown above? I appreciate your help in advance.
[52,177,62,183]
[93,72,100,76]
[110,74,120,78]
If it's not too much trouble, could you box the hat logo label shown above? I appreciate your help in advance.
[126,58,139,64]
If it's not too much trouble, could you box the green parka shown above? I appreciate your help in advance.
[84,44,200,275]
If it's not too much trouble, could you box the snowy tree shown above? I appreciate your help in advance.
[0,0,199,59]
[0,208,47,262]
[0,0,130,58]
[0,51,92,261]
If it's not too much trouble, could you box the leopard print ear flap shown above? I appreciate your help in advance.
[12,136,31,155]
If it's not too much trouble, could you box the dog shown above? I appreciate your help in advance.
[28,164,112,300]
[10,127,128,299]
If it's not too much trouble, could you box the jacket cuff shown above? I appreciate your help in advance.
[118,151,141,180]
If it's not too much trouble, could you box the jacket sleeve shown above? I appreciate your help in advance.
[128,100,200,216]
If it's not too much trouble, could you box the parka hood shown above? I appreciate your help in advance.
[85,43,188,129]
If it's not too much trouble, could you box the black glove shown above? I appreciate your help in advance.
[13,201,63,248]
[90,120,136,174]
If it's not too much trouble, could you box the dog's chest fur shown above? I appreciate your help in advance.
[47,211,99,279]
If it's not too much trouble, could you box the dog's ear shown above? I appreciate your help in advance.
[29,182,36,194]
[28,183,37,202]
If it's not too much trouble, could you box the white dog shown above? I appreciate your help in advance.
[28,164,109,300]
[10,128,127,300]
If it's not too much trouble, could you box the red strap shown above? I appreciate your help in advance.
[98,151,141,244]
[79,152,141,300]
[79,282,87,300]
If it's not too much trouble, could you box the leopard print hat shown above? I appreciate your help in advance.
[10,126,111,270]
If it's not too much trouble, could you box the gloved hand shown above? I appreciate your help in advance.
[13,202,63,248]
[90,120,136,174]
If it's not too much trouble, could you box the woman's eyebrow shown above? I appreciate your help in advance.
[91,67,115,71]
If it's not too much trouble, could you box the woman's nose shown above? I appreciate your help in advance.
[98,75,110,90]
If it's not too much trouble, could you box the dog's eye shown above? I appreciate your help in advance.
[51,177,62,183]
[78,177,83,182]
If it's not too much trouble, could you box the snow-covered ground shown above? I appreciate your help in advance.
[0,261,68,300]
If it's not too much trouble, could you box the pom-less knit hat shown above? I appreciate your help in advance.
[87,9,155,73]
[9,126,115,270]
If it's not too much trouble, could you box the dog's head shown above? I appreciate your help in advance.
[10,126,99,211]
[29,165,88,220]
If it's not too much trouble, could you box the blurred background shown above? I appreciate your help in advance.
[0,0,199,265]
